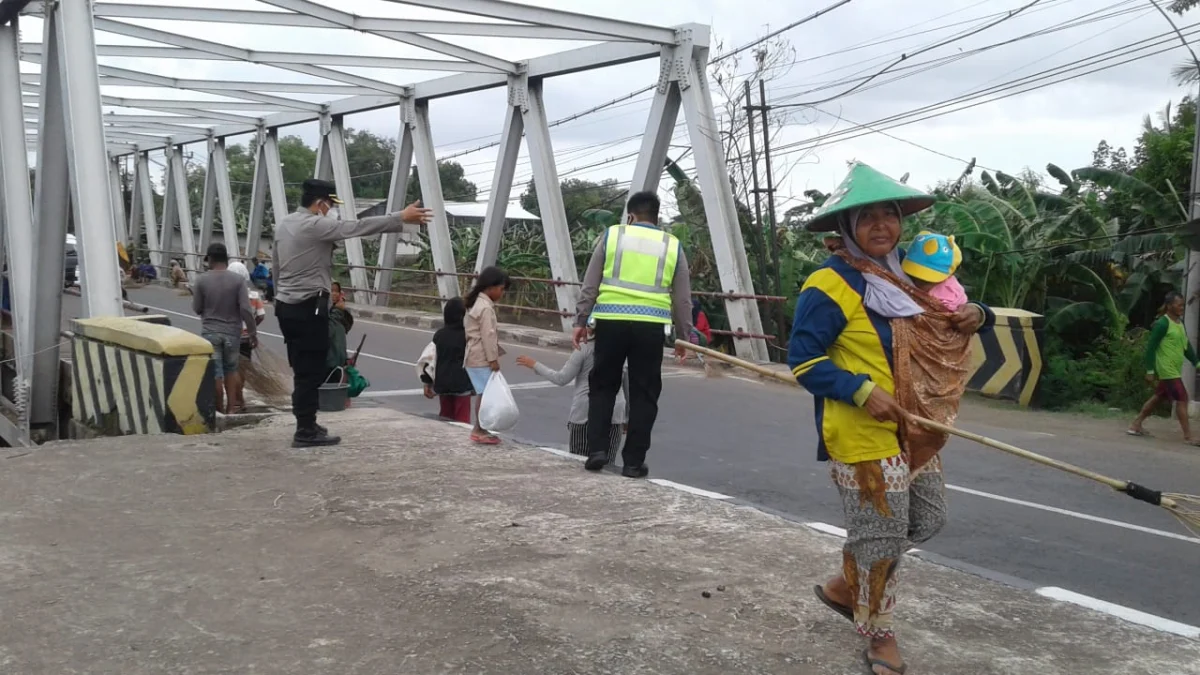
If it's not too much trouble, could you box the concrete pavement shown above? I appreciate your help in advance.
[67,286,1200,629]
[3,407,1198,674]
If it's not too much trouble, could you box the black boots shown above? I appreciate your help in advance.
[584,452,608,471]
[621,464,649,479]
[293,423,341,448]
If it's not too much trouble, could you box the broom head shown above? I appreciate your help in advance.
[239,345,292,406]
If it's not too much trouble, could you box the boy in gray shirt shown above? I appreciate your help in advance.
[193,243,258,413]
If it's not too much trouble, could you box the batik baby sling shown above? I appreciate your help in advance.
[836,250,972,473]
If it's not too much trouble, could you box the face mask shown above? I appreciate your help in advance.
[327,206,341,221]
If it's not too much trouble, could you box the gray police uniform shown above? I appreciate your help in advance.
[273,204,413,434]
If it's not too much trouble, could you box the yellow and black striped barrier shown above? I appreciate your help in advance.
[70,316,215,435]
[967,308,1044,407]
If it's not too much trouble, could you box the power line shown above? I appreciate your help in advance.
[779,0,1046,107]
[765,23,1199,159]
[771,0,1146,103]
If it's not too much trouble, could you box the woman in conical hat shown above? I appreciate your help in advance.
[788,162,995,674]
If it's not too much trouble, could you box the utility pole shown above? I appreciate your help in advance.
[742,80,777,344]
[759,80,785,339]
[743,81,771,303]
[1183,82,1200,413]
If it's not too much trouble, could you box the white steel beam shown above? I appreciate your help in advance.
[134,152,162,266]
[198,142,218,254]
[104,98,289,114]
[103,114,235,126]
[519,76,579,332]
[244,129,269,260]
[23,42,503,73]
[208,138,240,257]
[475,83,523,272]
[95,66,325,111]
[92,18,410,94]
[167,145,200,283]
[373,104,415,305]
[252,0,516,72]
[381,0,677,44]
[0,18,37,422]
[159,149,179,275]
[106,36,675,156]
[323,117,371,300]
[626,51,681,209]
[409,101,460,301]
[56,0,123,316]
[677,41,766,361]
[100,79,373,96]
[261,129,290,238]
[27,12,67,436]
[21,2,627,40]
[108,157,127,246]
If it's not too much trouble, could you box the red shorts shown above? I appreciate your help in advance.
[1156,378,1189,402]
[439,395,472,424]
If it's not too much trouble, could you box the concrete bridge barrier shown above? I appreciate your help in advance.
[967,308,1044,407]
[69,316,215,437]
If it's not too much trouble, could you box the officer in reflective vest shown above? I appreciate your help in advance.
[575,191,693,477]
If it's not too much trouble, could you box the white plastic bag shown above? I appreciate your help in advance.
[478,372,519,432]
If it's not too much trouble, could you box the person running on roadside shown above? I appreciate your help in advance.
[1128,291,1200,444]
[418,297,475,425]
[192,243,258,414]
[516,316,628,462]
[464,267,511,444]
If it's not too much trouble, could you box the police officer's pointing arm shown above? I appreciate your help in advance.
[308,201,434,242]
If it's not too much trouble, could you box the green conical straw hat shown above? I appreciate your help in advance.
[805,162,934,232]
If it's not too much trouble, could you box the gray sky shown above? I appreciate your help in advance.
[22,0,1199,208]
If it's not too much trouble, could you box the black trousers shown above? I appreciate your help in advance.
[587,320,664,467]
[276,293,330,429]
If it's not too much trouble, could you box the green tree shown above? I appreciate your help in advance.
[345,128,395,200]
[406,160,478,204]
[519,178,627,227]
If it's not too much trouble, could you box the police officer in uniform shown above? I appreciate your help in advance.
[574,191,693,477]
[274,179,432,447]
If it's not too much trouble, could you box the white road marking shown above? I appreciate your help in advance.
[425,416,1200,640]
[538,446,584,461]
[131,302,418,366]
[805,522,848,538]
[945,484,1200,545]
[1036,587,1200,638]
[648,479,733,500]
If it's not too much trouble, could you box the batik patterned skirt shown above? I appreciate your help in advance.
[829,453,947,639]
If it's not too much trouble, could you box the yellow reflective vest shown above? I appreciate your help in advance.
[592,224,680,324]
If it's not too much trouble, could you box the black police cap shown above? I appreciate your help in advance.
[301,178,343,204]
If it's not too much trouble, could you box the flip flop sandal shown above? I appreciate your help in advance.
[813,584,854,623]
[863,648,907,675]
[1126,429,1151,437]
[471,434,501,445]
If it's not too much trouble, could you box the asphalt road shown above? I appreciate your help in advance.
[65,285,1200,627]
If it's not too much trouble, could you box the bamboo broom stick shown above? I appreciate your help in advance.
[674,340,1200,534]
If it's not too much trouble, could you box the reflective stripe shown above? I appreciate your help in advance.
[611,227,672,287]
[607,226,672,292]
[600,277,668,294]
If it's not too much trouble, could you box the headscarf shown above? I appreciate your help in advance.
[838,204,923,319]
[227,261,250,283]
